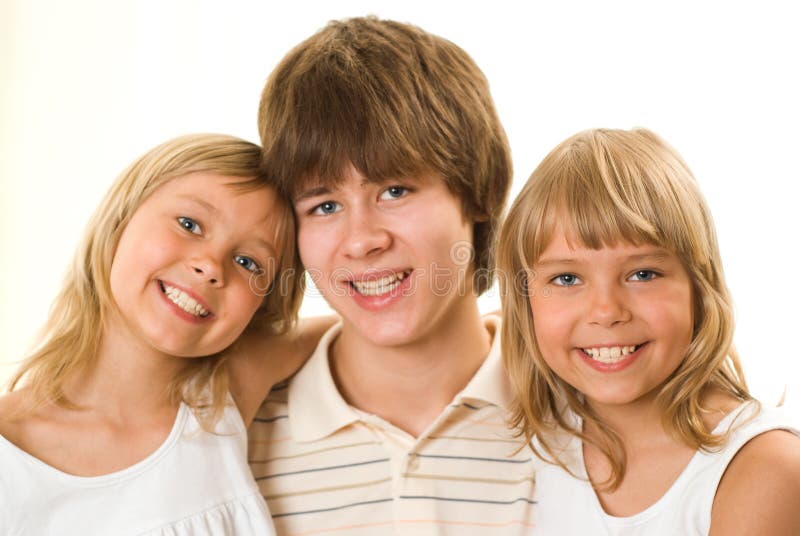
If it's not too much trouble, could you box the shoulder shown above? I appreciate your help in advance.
[710,419,800,535]
[0,390,29,443]
[228,317,336,426]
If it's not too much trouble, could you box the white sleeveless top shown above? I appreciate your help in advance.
[530,401,799,535]
[0,399,275,535]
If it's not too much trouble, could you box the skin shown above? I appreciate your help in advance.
[529,228,800,532]
[528,231,694,410]
[292,166,490,436]
[0,172,320,475]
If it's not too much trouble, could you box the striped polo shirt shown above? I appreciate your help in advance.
[248,317,537,535]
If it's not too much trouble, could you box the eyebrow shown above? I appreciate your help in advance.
[252,237,278,256]
[293,186,332,203]
[293,177,406,203]
[177,195,219,215]
[535,250,673,268]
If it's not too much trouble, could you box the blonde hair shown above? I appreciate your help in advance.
[8,133,303,429]
[497,128,751,489]
[258,16,511,294]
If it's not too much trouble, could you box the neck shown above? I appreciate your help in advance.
[585,393,665,447]
[64,312,187,420]
[584,387,741,447]
[331,300,492,437]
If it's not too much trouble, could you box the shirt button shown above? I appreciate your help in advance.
[407,453,420,471]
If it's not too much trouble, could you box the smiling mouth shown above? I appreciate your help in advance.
[159,281,210,317]
[580,343,645,364]
[349,270,412,296]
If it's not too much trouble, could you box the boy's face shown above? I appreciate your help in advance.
[294,165,477,348]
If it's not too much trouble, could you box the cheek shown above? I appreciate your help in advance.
[228,284,264,327]
[297,226,330,270]
[528,292,571,357]
[643,288,694,356]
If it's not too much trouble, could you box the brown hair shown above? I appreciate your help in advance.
[497,128,751,489]
[258,16,511,293]
[8,134,304,429]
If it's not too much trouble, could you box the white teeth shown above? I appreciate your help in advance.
[582,345,638,364]
[351,271,408,296]
[163,284,209,317]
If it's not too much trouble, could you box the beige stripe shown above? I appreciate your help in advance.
[265,476,392,500]
[427,435,522,444]
[402,472,535,485]
[250,441,382,464]
[287,518,536,536]
[442,416,511,428]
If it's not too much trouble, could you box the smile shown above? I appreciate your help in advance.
[159,282,210,317]
[350,270,411,296]
[580,344,644,364]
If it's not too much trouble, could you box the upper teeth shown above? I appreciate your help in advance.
[351,271,408,296]
[582,345,637,363]
[163,284,209,317]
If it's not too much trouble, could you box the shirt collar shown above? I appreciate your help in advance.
[288,322,360,442]
[454,314,514,411]
[287,315,512,442]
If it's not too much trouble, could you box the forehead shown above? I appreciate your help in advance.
[160,172,283,232]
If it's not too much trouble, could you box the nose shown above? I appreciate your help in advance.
[341,206,391,259]
[587,283,631,327]
[189,254,224,287]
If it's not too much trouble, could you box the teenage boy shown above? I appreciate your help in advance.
[249,17,535,534]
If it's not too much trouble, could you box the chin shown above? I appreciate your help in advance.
[359,322,419,348]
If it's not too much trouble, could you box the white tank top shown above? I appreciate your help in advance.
[530,401,799,535]
[0,399,275,535]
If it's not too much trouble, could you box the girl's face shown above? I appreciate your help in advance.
[527,228,694,410]
[109,172,281,358]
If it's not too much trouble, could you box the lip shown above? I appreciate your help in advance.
[156,279,214,324]
[577,342,648,372]
[346,268,412,282]
[347,269,414,312]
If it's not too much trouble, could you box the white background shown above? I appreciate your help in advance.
[1,1,798,415]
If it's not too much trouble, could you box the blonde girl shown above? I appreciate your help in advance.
[0,134,320,535]
[498,128,800,535]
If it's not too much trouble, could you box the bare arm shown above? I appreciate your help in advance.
[227,316,338,426]
[710,429,800,536]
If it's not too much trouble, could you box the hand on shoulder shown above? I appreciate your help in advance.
[710,427,800,536]
[226,315,338,426]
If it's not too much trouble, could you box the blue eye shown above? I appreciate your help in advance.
[380,185,409,200]
[234,255,260,273]
[178,217,202,234]
[551,273,581,286]
[310,201,341,215]
[629,270,658,282]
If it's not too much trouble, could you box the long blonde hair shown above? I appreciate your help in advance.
[8,134,303,429]
[497,128,751,489]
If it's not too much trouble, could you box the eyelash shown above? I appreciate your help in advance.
[307,184,411,216]
[177,216,202,234]
[309,201,341,216]
[550,273,581,287]
[379,185,410,200]
[234,255,261,273]
[177,216,262,273]
[548,269,661,287]
[628,269,660,282]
